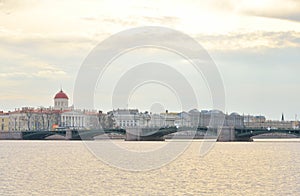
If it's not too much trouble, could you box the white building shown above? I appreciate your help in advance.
[175,112,191,127]
[109,109,181,128]
[159,111,178,127]
[53,89,69,110]
[148,113,165,127]
[0,112,9,131]
[60,110,87,129]
[54,89,98,130]
[109,109,151,128]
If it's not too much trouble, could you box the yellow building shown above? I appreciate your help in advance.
[0,112,9,131]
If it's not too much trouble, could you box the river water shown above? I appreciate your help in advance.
[0,140,299,195]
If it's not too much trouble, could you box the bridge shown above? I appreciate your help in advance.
[21,129,126,140]
[19,127,208,141]
[124,126,300,141]
[124,126,209,141]
[233,127,300,141]
[4,126,299,141]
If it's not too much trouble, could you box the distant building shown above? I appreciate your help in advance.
[160,111,178,127]
[6,89,100,131]
[60,110,87,129]
[0,111,9,131]
[244,115,266,124]
[5,87,298,132]
[8,107,60,131]
[245,120,295,129]
[108,109,245,129]
[53,89,69,110]
[188,109,201,127]
[226,113,244,127]
[53,89,100,130]
[108,109,151,128]
[175,112,191,127]
[243,114,297,129]
[148,113,165,127]
[187,109,244,128]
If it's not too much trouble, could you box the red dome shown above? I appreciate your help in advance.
[54,90,69,99]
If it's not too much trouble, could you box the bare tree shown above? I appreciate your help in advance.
[97,111,106,129]
[45,112,52,131]
[97,111,115,129]
[106,114,115,129]
[24,109,33,131]
[39,108,46,130]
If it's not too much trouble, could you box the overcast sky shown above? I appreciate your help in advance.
[0,0,300,120]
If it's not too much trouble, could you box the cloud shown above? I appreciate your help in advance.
[196,0,300,23]
[33,69,67,79]
[0,72,29,79]
[82,15,180,27]
[102,17,138,26]
[0,27,99,76]
[142,16,180,25]
[0,29,96,53]
[236,0,300,23]
[0,0,300,116]
[0,65,68,80]
[0,0,40,11]
[195,31,300,51]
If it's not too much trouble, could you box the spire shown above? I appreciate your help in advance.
[281,113,284,121]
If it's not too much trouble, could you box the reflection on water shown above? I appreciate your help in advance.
[0,140,299,195]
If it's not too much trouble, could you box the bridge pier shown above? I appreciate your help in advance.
[217,127,235,142]
[125,128,164,141]
[125,128,140,141]
[65,130,73,140]
[0,131,22,140]
[217,127,253,142]
[235,137,253,142]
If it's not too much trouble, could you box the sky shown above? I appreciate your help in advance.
[0,0,300,120]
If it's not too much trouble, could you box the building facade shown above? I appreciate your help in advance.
[0,112,9,131]
[109,109,245,129]
[6,89,100,131]
[8,107,61,131]
[245,120,296,129]
[187,109,244,128]
[108,109,151,128]
[53,89,69,110]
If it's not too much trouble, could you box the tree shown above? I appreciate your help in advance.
[97,111,106,129]
[24,108,33,131]
[106,114,115,129]
[45,112,52,131]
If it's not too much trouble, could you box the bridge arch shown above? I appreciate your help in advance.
[235,128,300,139]
[22,131,66,140]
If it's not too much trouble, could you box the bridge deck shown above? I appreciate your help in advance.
[19,126,300,140]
